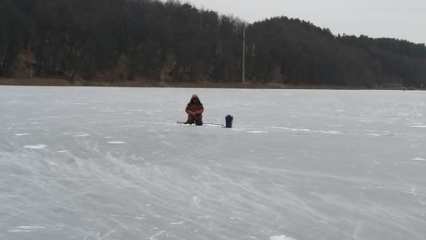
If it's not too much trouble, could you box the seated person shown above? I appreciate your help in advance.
[185,95,204,126]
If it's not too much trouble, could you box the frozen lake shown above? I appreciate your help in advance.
[0,86,425,240]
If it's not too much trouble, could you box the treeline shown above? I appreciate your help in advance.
[1,0,425,88]
[247,18,426,88]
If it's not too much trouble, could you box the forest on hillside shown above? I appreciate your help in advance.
[1,0,425,88]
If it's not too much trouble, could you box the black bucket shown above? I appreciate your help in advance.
[225,115,233,128]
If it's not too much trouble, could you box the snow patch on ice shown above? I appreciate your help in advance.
[73,133,90,137]
[407,186,418,196]
[317,130,342,135]
[170,221,185,225]
[47,161,58,166]
[149,230,165,240]
[273,127,311,133]
[192,196,201,208]
[273,127,341,135]
[24,144,47,150]
[365,130,394,137]
[412,157,426,161]
[410,125,426,128]
[367,133,382,137]
[247,130,268,134]
[270,235,297,240]
[8,225,45,233]
[107,141,126,145]
[15,133,30,136]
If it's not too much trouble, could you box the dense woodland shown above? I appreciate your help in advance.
[1,0,425,88]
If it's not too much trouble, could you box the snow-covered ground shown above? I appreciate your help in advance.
[0,86,425,240]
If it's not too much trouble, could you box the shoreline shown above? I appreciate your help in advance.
[0,78,421,90]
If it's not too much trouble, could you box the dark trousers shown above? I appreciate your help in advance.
[185,115,203,126]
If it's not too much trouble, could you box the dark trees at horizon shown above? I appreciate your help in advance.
[1,0,425,88]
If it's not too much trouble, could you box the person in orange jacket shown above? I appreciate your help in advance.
[185,95,204,126]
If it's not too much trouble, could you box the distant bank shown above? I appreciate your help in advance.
[1,0,425,89]
[0,78,420,90]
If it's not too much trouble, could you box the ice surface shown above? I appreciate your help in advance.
[1,86,426,240]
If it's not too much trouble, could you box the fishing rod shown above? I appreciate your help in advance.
[176,121,224,127]
[177,115,234,128]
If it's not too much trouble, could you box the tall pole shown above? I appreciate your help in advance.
[242,25,246,84]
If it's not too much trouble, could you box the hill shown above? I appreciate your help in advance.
[1,0,425,88]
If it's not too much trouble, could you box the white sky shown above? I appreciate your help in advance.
[180,0,426,44]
